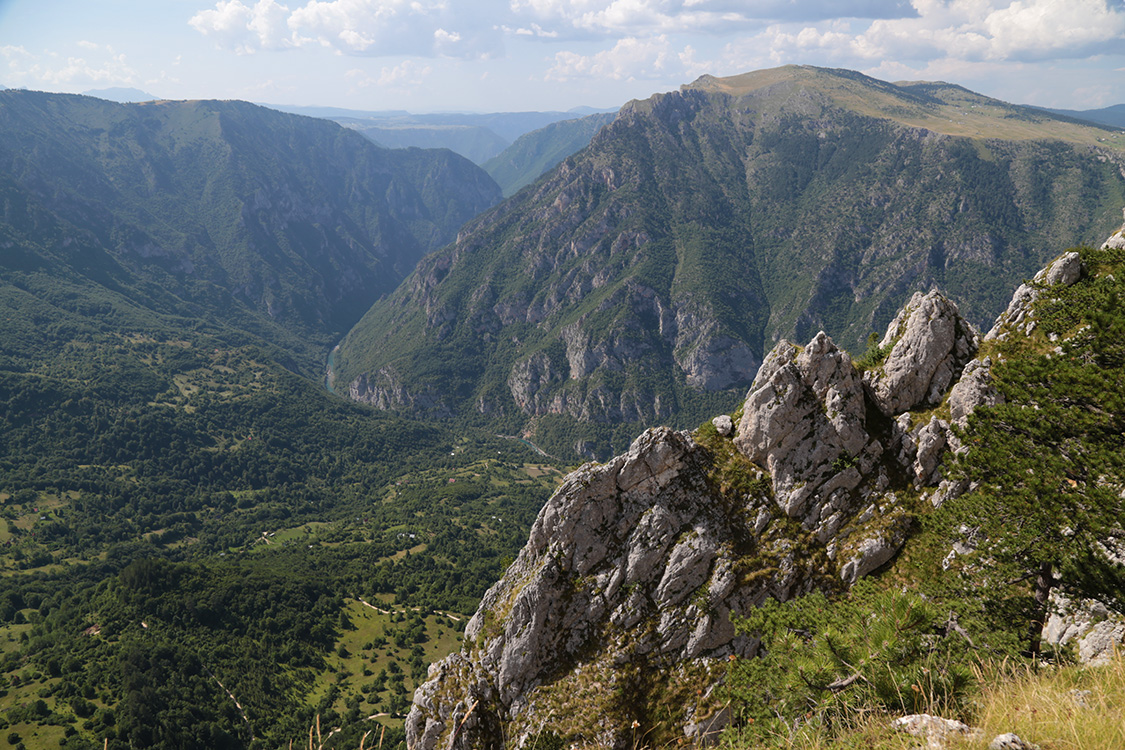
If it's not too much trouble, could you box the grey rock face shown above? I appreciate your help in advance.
[732,309,979,553]
[911,416,950,488]
[989,733,1040,750]
[349,367,452,418]
[1102,208,1125,250]
[734,333,872,524]
[673,304,761,391]
[1043,575,1125,666]
[408,427,795,750]
[985,251,1083,341]
[892,714,982,748]
[711,414,733,436]
[864,291,979,416]
[947,357,1001,424]
[838,521,909,585]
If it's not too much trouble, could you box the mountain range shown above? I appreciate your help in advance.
[333,65,1125,459]
[0,89,501,372]
[2,65,1125,749]
[1043,103,1125,129]
[267,104,613,166]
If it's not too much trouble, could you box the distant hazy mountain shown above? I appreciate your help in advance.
[0,90,501,372]
[484,112,617,196]
[567,105,619,116]
[82,86,158,102]
[1043,103,1125,129]
[266,104,603,163]
[335,65,1125,458]
[337,118,510,164]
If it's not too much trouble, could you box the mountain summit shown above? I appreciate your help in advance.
[334,65,1125,459]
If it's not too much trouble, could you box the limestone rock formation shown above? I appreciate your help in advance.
[985,251,1082,341]
[1043,594,1125,665]
[734,333,874,528]
[947,357,1001,425]
[864,290,979,417]
[1103,207,1125,250]
[408,288,987,750]
[408,427,815,750]
[348,367,453,418]
[407,226,1125,748]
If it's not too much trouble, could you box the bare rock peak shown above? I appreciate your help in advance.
[864,290,979,417]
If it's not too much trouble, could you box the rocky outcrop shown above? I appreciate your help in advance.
[985,251,1083,341]
[947,357,1001,424]
[497,287,755,425]
[732,289,981,553]
[408,427,818,750]
[864,290,979,417]
[1102,207,1125,250]
[1042,537,1125,665]
[734,333,875,529]
[1043,593,1125,665]
[409,289,986,750]
[348,367,453,418]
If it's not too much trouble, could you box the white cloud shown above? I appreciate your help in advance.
[190,0,295,54]
[345,59,434,88]
[1,44,141,89]
[191,0,505,58]
[714,0,1125,79]
[379,59,434,85]
[546,35,705,81]
[838,0,1125,63]
[511,0,916,38]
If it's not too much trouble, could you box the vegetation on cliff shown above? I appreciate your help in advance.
[724,241,1125,748]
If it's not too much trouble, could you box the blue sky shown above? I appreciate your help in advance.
[1,0,1124,113]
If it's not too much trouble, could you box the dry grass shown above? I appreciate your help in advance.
[720,652,1125,750]
[966,654,1125,749]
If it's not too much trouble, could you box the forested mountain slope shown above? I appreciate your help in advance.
[335,65,1125,460]
[0,90,546,750]
[483,112,616,196]
[0,90,501,371]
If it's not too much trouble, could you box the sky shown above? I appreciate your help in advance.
[1,0,1124,114]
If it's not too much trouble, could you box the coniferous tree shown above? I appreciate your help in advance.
[944,283,1125,656]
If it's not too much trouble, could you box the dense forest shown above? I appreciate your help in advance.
[0,324,565,749]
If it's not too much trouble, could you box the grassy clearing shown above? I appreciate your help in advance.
[968,657,1125,750]
[698,67,1125,152]
[302,599,464,732]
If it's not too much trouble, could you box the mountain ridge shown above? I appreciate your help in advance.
[0,89,502,371]
[405,214,1125,750]
[335,65,1125,459]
